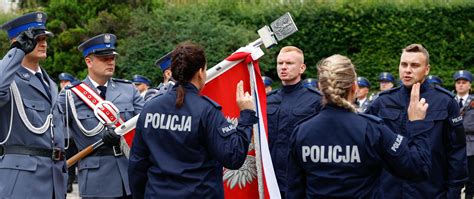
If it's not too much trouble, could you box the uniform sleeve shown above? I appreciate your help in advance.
[203,108,258,169]
[286,126,306,199]
[0,48,25,107]
[445,98,468,198]
[364,96,380,115]
[128,114,152,199]
[370,120,433,181]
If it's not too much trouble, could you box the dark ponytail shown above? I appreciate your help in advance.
[170,42,206,108]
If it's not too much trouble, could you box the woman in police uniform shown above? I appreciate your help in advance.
[286,54,433,198]
[128,42,258,198]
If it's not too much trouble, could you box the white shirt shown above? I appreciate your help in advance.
[24,66,48,86]
[88,76,109,94]
[456,94,469,107]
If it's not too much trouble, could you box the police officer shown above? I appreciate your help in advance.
[58,72,76,90]
[128,42,258,198]
[287,54,432,198]
[453,70,474,198]
[262,75,273,93]
[132,74,151,98]
[302,78,318,89]
[0,12,67,198]
[144,51,175,101]
[367,44,467,198]
[58,33,144,198]
[267,46,322,197]
[427,75,443,86]
[369,72,396,104]
[355,77,370,112]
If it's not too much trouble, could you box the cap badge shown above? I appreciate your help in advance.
[36,13,43,22]
[104,34,111,43]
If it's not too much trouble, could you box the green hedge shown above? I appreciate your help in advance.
[1,1,473,91]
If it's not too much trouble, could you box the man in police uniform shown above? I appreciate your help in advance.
[0,12,67,198]
[368,72,396,103]
[367,44,467,198]
[355,77,370,112]
[262,76,273,93]
[132,74,151,98]
[266,46,322,197]
[58,72,76,90]
[58,33,144,198]
[453,70,474,198]
[144,51,175,101]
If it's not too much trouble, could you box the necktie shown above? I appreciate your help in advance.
[35,72,51,99]
[97,85,107,100]
[459,98,464,108]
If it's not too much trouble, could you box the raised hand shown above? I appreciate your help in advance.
[10,29,37,54]
[408,82,429,121]
[236,80,255,111]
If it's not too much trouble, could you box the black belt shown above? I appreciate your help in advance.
[0,145,65,161]
[91,145,123,157]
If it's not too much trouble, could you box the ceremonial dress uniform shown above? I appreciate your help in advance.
[58,34,144,198]
[266,81,322,195]
[287,105,433,198]
[366,80,467,198]
[0,12,67,198]
[129,83,258,198]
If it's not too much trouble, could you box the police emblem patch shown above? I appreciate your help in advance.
[104,34,111,43]
[36,13,43,22]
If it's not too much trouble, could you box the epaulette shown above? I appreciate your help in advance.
[267,89,279,96]
[434,85,455,98]
[202,96,222,110]
[379,86,401,96]
[294,112,318,126]
[358,113,383,123]
[112,78,132,84]
[65,80,82,89]
[305,87,322,96]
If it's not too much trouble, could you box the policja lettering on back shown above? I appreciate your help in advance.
[144,113,192,132]
[302,145,361,163]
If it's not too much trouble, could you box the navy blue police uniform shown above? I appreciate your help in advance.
[366,80,467,198]
[144,51,175,101]
[286,105,433,198]
[129,83,258,198]
[266,81,322,196]
[0,12,67,198]
[58,34,145,198]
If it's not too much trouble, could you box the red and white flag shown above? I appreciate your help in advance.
[201,47,280,199]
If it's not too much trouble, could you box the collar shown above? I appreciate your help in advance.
[401,80,431,96]
[456,94,469,101]
[23,66,42,75]
[281,81,303,93]
[173,82,199,94]
[358,97,367,104]
[88,76,109,88]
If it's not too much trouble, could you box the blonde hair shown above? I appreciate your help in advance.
[403,44,430,65]
[279,46,304,63]
[317,54,357,112]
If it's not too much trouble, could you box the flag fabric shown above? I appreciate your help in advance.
[201,47,280,199]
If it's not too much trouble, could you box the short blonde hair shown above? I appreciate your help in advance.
[317,54,357,112]
[279,46,304,63]
[403,44,430,65]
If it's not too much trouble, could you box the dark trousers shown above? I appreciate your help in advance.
[465,155,474,196]
[65,138,78,185]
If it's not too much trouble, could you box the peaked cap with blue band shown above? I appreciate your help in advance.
[155,51,172,71]
[357,77,371,88]
[262,76,273,87]
[78,33,118,57]
[453,70,472,82]
[1,11,53,40]
[379,72,395,83]
[427,75,443,85]
[303,78,318,89]
[58,72,76,82]
[132,75,151,85]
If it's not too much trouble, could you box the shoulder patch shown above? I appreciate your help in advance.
[358,113,383,123]
[112,78,132,84]
[65,80,82,89]
[267,89,279,96]
[202,96,222,110]
[379,86,401,96]
[434,85,455,98]
[305,87,322,96]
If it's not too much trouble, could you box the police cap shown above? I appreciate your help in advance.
[357,77,370,88]
[262,76,273,87]
[78,33,118,57]
[303,78,318,89]
[58,72,75,82]
[1,11,53,40]
[453,70,472,82]
[427,75,443,86]
[132,75,151,86]
[155,51,172,71]
[379,72,395,83]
